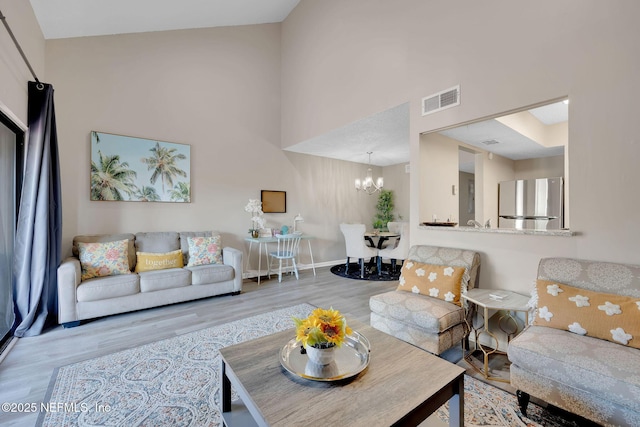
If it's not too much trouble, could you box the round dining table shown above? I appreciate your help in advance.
[364,231,399,249]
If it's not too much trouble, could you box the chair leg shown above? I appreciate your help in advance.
[278,259,283,282]
[391,259,397,272]
[345,257,350,273]
[359,258,365,278]
[292,258,299,280]
[376,256,382,277]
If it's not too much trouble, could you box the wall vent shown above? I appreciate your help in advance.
[421,85,460,116]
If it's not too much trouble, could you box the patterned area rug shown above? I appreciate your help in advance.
[41,303,583,427]
[436,375,583,427]
[330,262,401,281]
[39,304,315,426]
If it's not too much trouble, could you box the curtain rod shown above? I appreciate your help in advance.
[0,9,43,88]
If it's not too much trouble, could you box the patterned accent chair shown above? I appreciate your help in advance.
[369,245,481,356]
[507,257,640,427]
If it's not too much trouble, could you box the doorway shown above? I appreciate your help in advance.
[0,110,25,349]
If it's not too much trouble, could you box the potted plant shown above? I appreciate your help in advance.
[293,307,352,365]
[244,199,265,238]
[373,189,394,230]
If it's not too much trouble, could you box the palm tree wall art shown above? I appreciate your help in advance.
[90,131,191,203]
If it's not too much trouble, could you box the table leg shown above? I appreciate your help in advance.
[221,359,231,413]
[245,241,254,277]
[307,240,316,276]
[448,374,464,427]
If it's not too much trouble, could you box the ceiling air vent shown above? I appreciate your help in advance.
[421,85,460,116]
[481,139,500,145]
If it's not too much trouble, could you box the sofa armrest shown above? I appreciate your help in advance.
[57,257,81,324]
[223,246,243,292]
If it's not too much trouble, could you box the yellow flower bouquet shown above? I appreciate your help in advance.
[293,307,353,349]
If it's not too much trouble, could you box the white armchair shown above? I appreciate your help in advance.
[339,223,378,279]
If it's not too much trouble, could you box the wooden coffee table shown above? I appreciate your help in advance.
[219,320,465,426]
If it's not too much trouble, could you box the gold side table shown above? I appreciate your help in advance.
[462,288,531,382]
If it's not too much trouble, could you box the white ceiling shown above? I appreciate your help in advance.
[29,0,300,39]
[27,1,568,168]
[284,103,410,167]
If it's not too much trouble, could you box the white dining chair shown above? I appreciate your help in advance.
[339,223,378,278]
[379,221,403,249]
[268,234,302,282]
[377,222,410,273]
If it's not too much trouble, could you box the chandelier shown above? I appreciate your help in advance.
[355,152,383,195]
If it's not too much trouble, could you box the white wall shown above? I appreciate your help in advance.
[45,25,379,268]
[282,0,640,294]
[0,0,45,125]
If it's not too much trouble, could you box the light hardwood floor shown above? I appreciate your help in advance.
[0,267,402,427]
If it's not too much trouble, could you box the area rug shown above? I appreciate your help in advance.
[41,303,582,427]
[436,376,584,427]
[39,303,315,427]
[330,262,401,281]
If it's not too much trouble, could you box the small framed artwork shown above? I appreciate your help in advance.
[261,190,286,213]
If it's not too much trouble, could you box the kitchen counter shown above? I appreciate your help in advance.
[418,224,575,237]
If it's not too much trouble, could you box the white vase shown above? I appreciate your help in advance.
[305,344,335,365]
[304,360,339,378]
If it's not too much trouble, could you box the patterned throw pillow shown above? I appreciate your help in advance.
[187,235,222,266]
[534,279,640,349]
[78,239,131,280]
[135,249,184,273]
[397,261,466,306]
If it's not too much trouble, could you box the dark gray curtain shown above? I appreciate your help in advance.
[13,82,62,337]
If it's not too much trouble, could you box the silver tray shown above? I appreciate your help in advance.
[279,331,370,382]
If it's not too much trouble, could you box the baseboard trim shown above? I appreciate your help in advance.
[242,259,343,279]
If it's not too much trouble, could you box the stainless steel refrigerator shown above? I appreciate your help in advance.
[498,177,563,230]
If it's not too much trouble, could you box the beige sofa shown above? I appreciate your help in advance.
[507,257,640,427]
[57,231,242,327]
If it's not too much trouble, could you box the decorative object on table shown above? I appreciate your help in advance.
[280,330,371,382]
[355,151,384,195]
[424,221,458,227]
[261,190,286,213]
[293,213,304,233]
[293,307,352,365]
[90,131,190,203]
[244,198,265,238]
[280,225,289,235]
[373,189,394,230]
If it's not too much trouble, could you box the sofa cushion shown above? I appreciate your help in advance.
[135,249,184,273]
[77,239,132,281]
[533,279,640,349]
[73,233,136,271]
[135,231,180,254]
[77,274,140,302]
[508,325,640,413]
[186,235,222,266]
[185,264,234,285]
[397,261,466,306]
[179,231,221,265]
[369,290,465,334]
[139,268,191,292]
